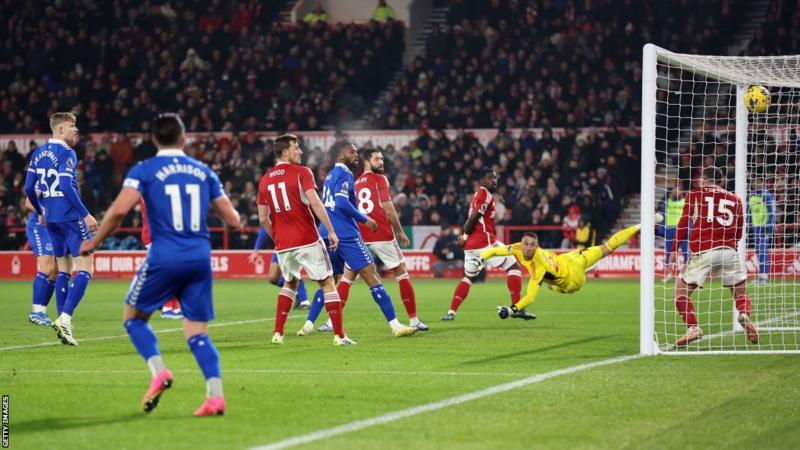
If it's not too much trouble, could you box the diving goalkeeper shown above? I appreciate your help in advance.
[481,224,641,319]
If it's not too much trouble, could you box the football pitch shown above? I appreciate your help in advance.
[2,279,799,450]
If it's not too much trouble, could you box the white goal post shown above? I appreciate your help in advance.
[641,43,800,354]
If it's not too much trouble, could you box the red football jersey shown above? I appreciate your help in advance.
[140,199,151,246]
[673,185,744,254]
[256,162,320,251]
[464,187,496,250]
[356,171,395,243]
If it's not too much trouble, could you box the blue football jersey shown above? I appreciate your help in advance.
[123,150,225,262]
[26,139,84,223]
[322,163,366,239]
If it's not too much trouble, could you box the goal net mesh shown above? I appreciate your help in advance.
[652,51,800,352]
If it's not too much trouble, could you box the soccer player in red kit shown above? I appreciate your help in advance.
[441,169,529,321]
[671,167,759,347]
[256,134,354,346]
[353,148,429,330]
[140,200,182,319]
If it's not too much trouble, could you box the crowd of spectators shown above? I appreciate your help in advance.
[0,0,404,134]
[0,124,641,250]
[365,0,745,131]
[0,0,770,252]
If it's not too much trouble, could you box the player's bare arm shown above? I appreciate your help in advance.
[257,204,273,238]
[80,187,142,255]
[306,188,339,251]
[212,195,241,228]
[381,199,408,246]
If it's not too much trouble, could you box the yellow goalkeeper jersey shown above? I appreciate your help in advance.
[481,243,583,310]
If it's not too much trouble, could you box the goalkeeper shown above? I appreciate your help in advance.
[482,224,641,319]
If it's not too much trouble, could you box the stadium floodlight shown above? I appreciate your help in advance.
[641,43,800,354]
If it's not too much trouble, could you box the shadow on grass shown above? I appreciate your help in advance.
[12,413,150,434]
[461,335,614,366]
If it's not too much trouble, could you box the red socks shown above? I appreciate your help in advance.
[323,291,345,338]
[449,278,472,312]
[165,298,180,311]
[274,288,294,335]
[675,295,698,326]
[396,274,417,319]
[338,277,353,308]
[735,294,752,316]
[507,270,522,305]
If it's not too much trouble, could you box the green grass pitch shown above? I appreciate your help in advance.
[2,279,799,450]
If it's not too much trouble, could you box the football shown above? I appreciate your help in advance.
[744,85,771,113]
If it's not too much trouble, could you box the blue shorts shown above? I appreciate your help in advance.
[46,219,92,258]
[27,218,53,257]
[271,253,279,263]
[324,239,344,275]
[126,258,214,322]
[335,236,373,273]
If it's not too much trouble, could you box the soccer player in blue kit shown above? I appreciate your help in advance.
[314,142,417,337]
[24,200,57,326]
[80,114,241,416]
[24,112,98,345]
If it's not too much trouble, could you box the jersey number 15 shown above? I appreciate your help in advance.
[703,196,736,227]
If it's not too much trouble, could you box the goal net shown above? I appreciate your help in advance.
[641,44,800,354]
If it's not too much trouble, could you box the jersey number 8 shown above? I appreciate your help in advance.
[357,188,374,214]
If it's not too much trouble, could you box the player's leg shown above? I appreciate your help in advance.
[55,220,94,338]
[337,267,355,307]
[673,253,709,347]
[124,260,180,412]
[124,304,173,412]
[600,223,641,258]
[47,223,71,316]
[443,249,481,320]
[30,254,56,326]
[373,240,428,330]
[299,274,341,336]
[272,275,298,344]
[730,282,759,344]
[178,261,225,416]
[301,241,344,334]
[341,237,415,337]
[718,249,759,344]
[295,278,310,309]
[392,263,429,329]
[359,262,416,336]
[299,240,352,344]
[755,228,770,281]
[318,275,354,345]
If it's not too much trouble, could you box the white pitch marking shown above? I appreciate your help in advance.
[0,368,529,378]
[0,316,302,352]
[249,354,642,450]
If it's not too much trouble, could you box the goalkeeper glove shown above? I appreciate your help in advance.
[497,305,518,320]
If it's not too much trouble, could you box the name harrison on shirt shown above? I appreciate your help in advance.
[155,163,207,182]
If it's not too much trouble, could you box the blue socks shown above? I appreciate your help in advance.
[55,272,70,315]
[32,272,53,307]
[277,276,285,287]
[62,270,91,316]
[306,289,325,323]
[297,279,308,302]
[125,318,160,360]
[188,333,221,380]
[370,284,397,322]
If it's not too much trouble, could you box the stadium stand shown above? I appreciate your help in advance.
[0,0,757,251]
